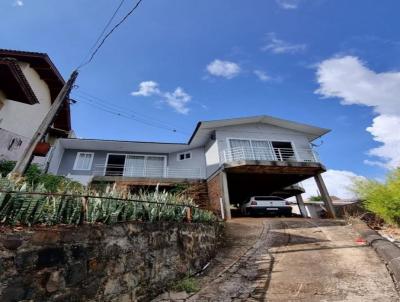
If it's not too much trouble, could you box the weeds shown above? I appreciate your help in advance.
[170,277,199,293]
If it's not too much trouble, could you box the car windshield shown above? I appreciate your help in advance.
[253,196,284,201]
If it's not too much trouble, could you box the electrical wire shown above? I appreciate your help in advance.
[75,96,190,135]
[77,0,144,70]
[76,90,184,131]
[73,90,190,134]
[79,0,126,67]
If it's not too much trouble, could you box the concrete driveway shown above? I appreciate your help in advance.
[186,218,399,301]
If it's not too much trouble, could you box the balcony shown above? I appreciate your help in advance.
[220,146,320,164]
[92,164,205,180]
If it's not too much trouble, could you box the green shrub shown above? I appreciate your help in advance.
[0,160,15,176]
[353,169,400,226]
[0,160,83,192]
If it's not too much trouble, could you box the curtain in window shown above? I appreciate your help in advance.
[75,153,93,170]
[146,156,165,177]
[229,139,252,160]
[251,140,273,160]
[124,156,145,177]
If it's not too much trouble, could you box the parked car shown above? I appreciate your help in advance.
[240,196,292,216]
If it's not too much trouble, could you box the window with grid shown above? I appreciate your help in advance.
[73,152,94,170]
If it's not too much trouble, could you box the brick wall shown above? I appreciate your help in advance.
[206,173,223,216]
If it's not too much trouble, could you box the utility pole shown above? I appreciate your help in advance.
[11,70,79,176]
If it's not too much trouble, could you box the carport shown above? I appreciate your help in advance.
[218,160,335,219]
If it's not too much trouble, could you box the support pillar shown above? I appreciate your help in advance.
[314,173,336,218]
[220,171,232,220]
[295,194,308,218]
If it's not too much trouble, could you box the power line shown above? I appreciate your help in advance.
[79,0,126,67]
[73,90,189,134]
[78,0,144,69]
[74,96,189,135]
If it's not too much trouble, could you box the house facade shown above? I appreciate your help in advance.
[0,49,72,166]
[48,115,336,219]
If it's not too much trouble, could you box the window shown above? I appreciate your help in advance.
[73,152,94,170]
[177,152,191,161]
[105,154,126,176]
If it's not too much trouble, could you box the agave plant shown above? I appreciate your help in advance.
[0,175,217,226]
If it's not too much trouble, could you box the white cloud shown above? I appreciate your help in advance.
[254,70,271,82]
[316,55,400,169]
[13,0,23,6]
[131,81,191,114]
[276,0,300,9]
[131,81,160,97]
[301,169,366,199]
[206,59,241,79]
[163,87,191,115]
[366,115,400,168]
[262,33,307,54]
[316,56,400,116]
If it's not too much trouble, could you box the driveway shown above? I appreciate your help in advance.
[186,218,399,301]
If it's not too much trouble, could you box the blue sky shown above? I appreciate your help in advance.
[2,0,400,195]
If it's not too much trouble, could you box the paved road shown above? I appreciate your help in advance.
[187,218,399,301]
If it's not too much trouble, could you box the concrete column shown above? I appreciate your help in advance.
[314,173,336,218]
[220,171,232,220]
[295,194,308,218]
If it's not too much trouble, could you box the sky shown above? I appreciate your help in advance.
[1,0,400,198]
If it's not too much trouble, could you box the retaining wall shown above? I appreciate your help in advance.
[0,221,222,301]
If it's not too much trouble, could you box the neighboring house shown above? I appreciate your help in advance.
[0,49,72,167]
[49,115,334,219]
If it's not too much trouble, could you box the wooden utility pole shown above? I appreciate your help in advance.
[11,70,79,176]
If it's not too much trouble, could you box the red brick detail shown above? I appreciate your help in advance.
[206,173,223,216]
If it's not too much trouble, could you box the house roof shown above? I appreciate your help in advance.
[188,115,331,146]
[59,115,330,151]
[0,49,71,132]
[59,138,189,153]
[0,57,39,105]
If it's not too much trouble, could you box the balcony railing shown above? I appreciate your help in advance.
[220,146,319,163]
[92,164,204,179]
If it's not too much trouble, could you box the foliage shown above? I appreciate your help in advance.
[353,169,400,226]
[169,183,189,195]
[0,177,217,226]
[170,277,199,293]
[0,160,15,176]
[0,160,83,192]
[308,195,322,202]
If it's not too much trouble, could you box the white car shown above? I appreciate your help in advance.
[241,196,292,216]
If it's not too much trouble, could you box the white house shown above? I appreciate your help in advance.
[48,115,336,219]
[0,49,72,166]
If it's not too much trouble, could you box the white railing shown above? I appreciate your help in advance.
[92,164,204,179]
[221,146,319,163]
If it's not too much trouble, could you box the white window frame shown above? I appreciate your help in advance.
[105,153,167,177]
[73,152,94,171]
[226,137,299,161]
[177,152,192,161]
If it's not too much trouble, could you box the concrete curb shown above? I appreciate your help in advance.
[351,218,400,283]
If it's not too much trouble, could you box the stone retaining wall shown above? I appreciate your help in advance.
[0,222,222,301]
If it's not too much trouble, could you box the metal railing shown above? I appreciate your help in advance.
[93,164,205,179]
[221,146,319,163]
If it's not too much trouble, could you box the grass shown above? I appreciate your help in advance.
[170,277,200,293]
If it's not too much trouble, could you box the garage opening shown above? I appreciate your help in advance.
[225,170,312,218]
